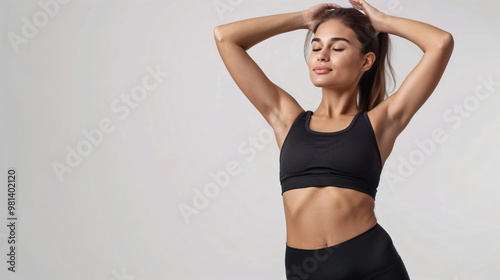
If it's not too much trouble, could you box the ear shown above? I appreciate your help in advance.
[361,52,376,72]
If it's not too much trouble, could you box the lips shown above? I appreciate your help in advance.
[313,66,332,74]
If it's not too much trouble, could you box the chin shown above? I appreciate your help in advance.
[310,78,334,88]
[311,82,325,88]
[310,73,336,87]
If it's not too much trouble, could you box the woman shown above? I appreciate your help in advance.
[214,0,453,279]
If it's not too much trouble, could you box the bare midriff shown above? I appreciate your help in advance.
[283,185,377,250]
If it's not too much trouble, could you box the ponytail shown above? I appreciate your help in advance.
[358,32,395,111]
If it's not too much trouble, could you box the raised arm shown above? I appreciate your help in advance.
[213,4,340,132]
[350,0,454,133]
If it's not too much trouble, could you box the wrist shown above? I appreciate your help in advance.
[376,14,394,34]
[291,10,310,30]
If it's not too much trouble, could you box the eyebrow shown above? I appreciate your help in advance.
[311,37,351,44]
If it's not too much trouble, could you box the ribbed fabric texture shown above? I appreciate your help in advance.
[279,110,382,198]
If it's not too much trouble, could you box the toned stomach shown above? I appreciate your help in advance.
[283,186,377,250]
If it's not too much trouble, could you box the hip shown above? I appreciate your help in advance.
[285,223,410,280]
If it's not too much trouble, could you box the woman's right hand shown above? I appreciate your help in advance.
[302,3,342,31]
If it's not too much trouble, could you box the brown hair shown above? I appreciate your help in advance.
[304,8,395,111]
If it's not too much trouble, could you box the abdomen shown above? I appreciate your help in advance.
[283,186,377,249]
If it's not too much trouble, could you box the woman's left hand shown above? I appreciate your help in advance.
[349,0,390,34]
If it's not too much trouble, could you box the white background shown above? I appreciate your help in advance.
[1,0,499,279]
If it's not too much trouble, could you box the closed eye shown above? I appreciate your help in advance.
[311,48,345,52]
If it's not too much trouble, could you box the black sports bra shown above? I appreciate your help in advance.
[279,110,382,199]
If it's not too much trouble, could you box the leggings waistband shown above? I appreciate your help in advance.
[284,223,409,280]
[286,223,381,252]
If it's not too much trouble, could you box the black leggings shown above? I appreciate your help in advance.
[285,223,410,280]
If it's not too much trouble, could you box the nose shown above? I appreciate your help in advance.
[317,50,329,62]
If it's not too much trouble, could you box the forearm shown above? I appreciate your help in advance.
[381,15,453,52]
[214,11,307,50]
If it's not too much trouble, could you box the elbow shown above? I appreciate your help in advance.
[214,25,247,50]
[438,32,454,53]
[213,25,226,44]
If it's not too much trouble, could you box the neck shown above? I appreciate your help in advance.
[315,86,359,117]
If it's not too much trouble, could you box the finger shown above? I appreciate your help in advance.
[349,0,363,6]
[325,3,342,9]
[362,0,375,10]
[359,0,375,10]
[349,1,363,10]
[349,0,362,8]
